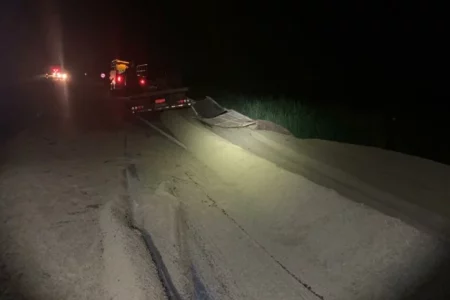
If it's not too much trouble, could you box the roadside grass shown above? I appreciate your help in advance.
[205,92,450,165]
[214,94,388,149]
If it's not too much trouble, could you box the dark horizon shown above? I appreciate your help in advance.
[1,0,448,104]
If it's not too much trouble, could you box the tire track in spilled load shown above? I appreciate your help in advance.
[123,119,179,299]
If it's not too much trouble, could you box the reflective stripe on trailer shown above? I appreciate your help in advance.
[131,103,191,113]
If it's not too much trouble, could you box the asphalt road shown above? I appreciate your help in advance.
[0,81,127,299]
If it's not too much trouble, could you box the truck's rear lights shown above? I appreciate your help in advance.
[155,98,165,104]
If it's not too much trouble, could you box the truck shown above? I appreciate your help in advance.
[109,58,192,113]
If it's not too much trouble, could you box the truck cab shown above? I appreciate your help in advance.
[108,59,190,113]
[110,59,156,95]
[136,64,147,81]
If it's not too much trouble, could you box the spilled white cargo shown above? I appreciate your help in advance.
[156,109,448,300]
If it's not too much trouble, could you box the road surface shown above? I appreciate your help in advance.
[0,82,125,299]
[0,82,449,299]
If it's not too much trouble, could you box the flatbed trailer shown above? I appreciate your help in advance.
[118,87,192,113]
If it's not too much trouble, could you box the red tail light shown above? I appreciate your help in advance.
[117,76,122,83]
[155,98,166,104]
[139,79,145,85]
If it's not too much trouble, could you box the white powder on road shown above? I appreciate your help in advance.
[1,90,449,300]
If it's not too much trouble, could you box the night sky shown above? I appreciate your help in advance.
[1,0,447,103]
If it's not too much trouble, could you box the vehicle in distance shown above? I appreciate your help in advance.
[45,66,69,81]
